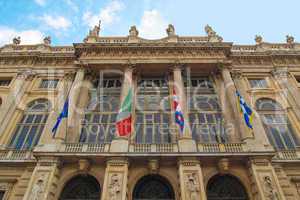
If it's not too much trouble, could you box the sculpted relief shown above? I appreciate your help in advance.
[108,173,122,200]
[263,176,280,200]
[185,173,200,200]
[29,173,48,200]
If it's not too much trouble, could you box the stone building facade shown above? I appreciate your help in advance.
[0,24,299,200]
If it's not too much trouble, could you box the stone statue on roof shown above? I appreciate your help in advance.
[89,20,101,37]
[255,35,263,45]
[205,25,223,42]
[129,26,139,37]
[13,36,21,45]
[43,36,51,45]
[286,35,294,44]
[166,24,175,36]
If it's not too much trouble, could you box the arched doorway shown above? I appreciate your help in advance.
[133,175,175,200]
[207,174,249,200]
[59,175,101,200]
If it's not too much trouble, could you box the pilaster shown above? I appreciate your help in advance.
[101,157,129,200]
[178,157,206,200]
[22,157,60,200]
[248,158,286,200]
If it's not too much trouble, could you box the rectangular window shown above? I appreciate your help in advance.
[248,78,268,88]
[0,78,12,86]
[39,79,59,89]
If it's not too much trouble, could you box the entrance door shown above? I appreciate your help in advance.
[133,175,175,200]
[207,174,249,200]
[59,175,101,200]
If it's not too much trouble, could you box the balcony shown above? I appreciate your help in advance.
[273,149,300,161]
[0,149,34,162]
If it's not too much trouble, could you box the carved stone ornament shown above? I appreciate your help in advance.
[29,173,48,200]
[218,158,230,174]
[271,67,290,79]
[255,35,263,45]
[263,176,280,200]
[78,159,90,172]
[286,35,294,44]
[148,159,159,174]
[17,69,36,80]
[129,26,139,37]
[43,36,51,45]
[166,24,175,36]
[108,173,122,200]
[13,36,21,45]
[205,25,223,42]
[185,173,200,200]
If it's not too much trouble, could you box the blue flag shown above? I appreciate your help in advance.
[236,91,253,129]
[52,98,69,136]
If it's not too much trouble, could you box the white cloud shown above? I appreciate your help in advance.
[0,27,44,46]
[82,0,124,28]
[138,10,168,39]
[64,0,78,12]
[34,0,46,6]
[40,15,71,30]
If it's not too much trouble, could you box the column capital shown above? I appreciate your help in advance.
[231,69,243,79]
[271,66,291,78]
[16,69,36,80]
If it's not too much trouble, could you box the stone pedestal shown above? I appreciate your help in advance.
[110,137,129,152]
[178,137,197,152]
[22,157,60,200]
[248,158,286,200]
[101,158,128,200]
[178,158,206,200]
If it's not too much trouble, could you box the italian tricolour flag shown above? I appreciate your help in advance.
[116,88,133,136]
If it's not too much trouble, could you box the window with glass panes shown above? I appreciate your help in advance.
[9,99,50,150]
[256,98,299,150]
[0,78,11,86]
[248,78,268,88]
[79,78,121,143]
[135,78,172,144]
[185,77,226,143]
[39,79,59,89]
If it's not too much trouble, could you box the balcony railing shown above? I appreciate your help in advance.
[0,149,34,161]
[274,149,300,160]
[197,143,245,153]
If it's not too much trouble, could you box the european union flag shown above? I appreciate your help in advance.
[52,98,69,136]
[236,91,253,129]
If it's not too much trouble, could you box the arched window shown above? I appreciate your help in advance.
[256,98,299,150]
[133,175,175,200]
[135,77,171,144]
[9,99,51,150]
[80,77,121,143]
[59,175,101,200]
[207,174,249,200]
[186,77,226,143]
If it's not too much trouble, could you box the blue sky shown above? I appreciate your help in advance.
[0,0,299,46]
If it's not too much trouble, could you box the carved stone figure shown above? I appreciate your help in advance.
[166,24,175,36]
[43,36,51,45]
[129,26,139,37]
[89,20,101,37]
[205,25,223,42]
[108,173,121,200]
[13,36,21,45]
[185,173,200,200]
[30,174,46,200]
[255,35,263,44]
[263,176,280,200]
[286,35,294,44]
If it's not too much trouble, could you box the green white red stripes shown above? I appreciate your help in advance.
[116,88,133,136]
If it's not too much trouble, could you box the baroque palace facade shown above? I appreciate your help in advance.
[0,23,300,200]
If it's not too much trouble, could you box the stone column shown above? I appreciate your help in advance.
[101,158,128,200]
[221,66,251,140]
[0,70,35,145]
[67,68,86,142]
[248,158,286,200]
[22,157,60,200]
[110,66,134,152]
[178,157,206,200]
[232,70,272,151]
[272,67,300,121]
[173,66,197,152]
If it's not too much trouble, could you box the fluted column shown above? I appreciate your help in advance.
[110,66,134,152]
[0,70,35,145]
[221,66,252,140]
[232,70,272,150]
[173,65,197,152]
